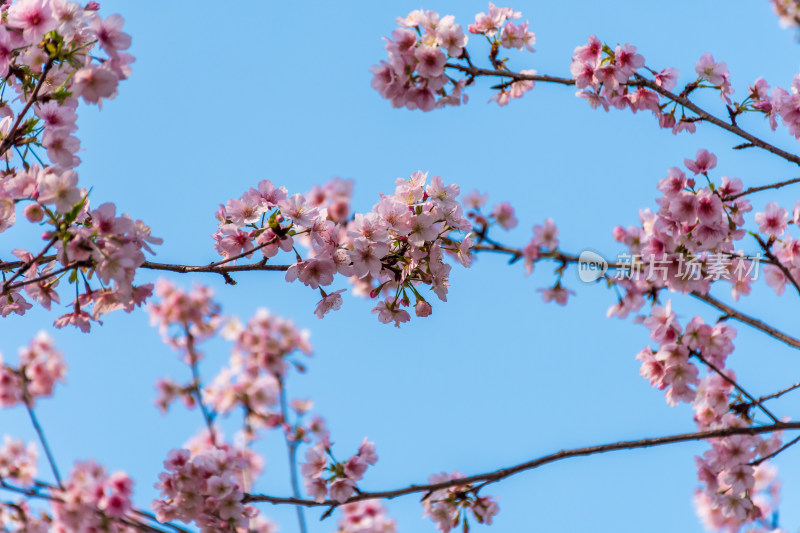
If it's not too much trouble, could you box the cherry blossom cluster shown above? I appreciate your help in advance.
[0,330,64,406]
[50,460,135,532]
[371,4,536,111]
[300,437,378,503]
[768,0,800,28]
[202,308,312,430]
[152,442,264,531]
[636,303,785,529]
[2,193,160,333]
[148,279,221,353]
[0,435,37,487]
[608,150,758,320]
[461,189,574,304]
[0,500,50,532]
[335,499,397,533]
[745,74,800,141]
[421,472,498,532]
[216,172,478,326]
[0,1,156,332]
[637,304,736,406]
[750,198,800,297]
[695,462,783,533]
[0,0,134,170]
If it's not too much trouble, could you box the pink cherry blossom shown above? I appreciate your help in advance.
[755,202,789,237]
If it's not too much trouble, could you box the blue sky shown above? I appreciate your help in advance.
[3,1,800,532]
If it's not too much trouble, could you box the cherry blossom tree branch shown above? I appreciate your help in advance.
[689,291,800,350]
[0,480,177,533]
[690,350,780,423]
[1,259,86,294]
[278,378,308,533]
[469,241,800,352]
[184,330,216,446]
[130,510,193,533]
[445,62,575,86]
[139,258,290,285]
[755,234,800,296]
[631,75,800,167]
[759,381,800,403]
[0,59,54,158]
[245,421,800,508]
[19,377,63,489]
[445,61,800,167]
[0,235,58,293]
[751,434,800,466]
[722,176,800,201]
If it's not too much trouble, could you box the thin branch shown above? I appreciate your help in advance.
[444,61,800,167]
[632,75,800,167]
[755,234,800,296]
[691,350,780,423]
[0,236,58,293]
[0,59,54,158]
[723,176,800,201]
[760,381,800,403]
[19,379,63,489]
[245,422,800,507]
[2,260,85,294]
[470,241,800,352]
[184,330,216,446]
[278,378,308,533]
[131,510,193,533]
[750,434,800,466]
[445,63,576,86]
[0,480,174,533]
[690,291,800,350]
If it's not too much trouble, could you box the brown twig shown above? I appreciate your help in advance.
[444,61,800,167]
[245,422,800,507]
[690,351,780,423]
[0,59,54,157]
[0,236,58,293]
[445,63,575,86]
[754,234,800,296]
[750,435,800,466]
[690,291,800,350]
[632,75,800,167]
[723,176,800,201]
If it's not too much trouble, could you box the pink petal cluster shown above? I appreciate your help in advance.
[609,154,754,316]
[3,180,160,330]
[201,308,310,429]
[769,0,800,28]
[217,172,475,325]
[422,472,499,532]
[742,74,800,140]
[301,437,378,503]
[336,499,397,533]
[468,3,521,37]
[0,2,144,330]
[51,460,135,531]
[371,9,468,111]
[0,331,65,406]
[695,53,734,103]
[0,436,37,487]
[152,445,258,531]
[373,5,537,110]
[148,279,221,349]
[635,307,783,529]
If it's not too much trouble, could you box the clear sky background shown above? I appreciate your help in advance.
[3,1,800,532]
